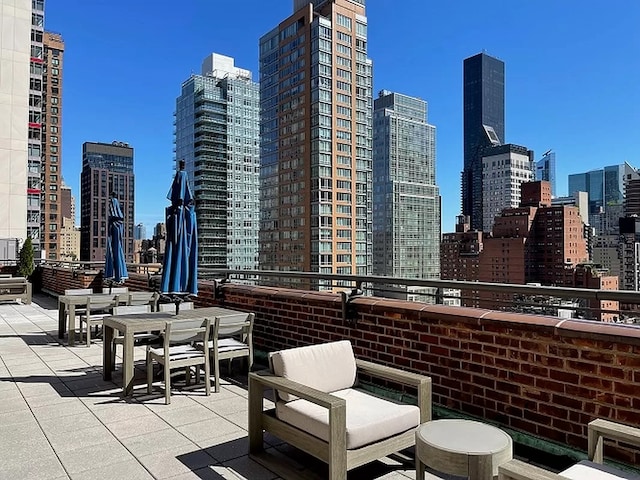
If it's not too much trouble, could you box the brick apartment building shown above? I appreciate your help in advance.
[442,181,619,320]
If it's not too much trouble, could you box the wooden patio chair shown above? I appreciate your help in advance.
[146,317,211,405]
[498,419,640,480]
[248,340,432,480]
[78,294,120,347]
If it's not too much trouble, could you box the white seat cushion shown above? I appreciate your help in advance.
[149,345,205,362]
[206,338,248,354]
[561,460,640,480]
[270,340,356,401]
[275,387,420,450]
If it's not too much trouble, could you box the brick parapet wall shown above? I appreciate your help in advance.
[217,284,640,465]
[39,269,640,464]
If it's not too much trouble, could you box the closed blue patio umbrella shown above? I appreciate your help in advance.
[160,160,198,306]
[105,192,128,285]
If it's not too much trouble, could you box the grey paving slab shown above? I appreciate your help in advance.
[68,459,154,480]
[46,424,117,454]
[0,450,67,480]
[155,403,220,427]
[176,416,245,444]
[31,397,89,419]
[137,444,217,479]
[223,456,280,480]
[89,401,154,423]
[0,395,31,414]
[120,427,195,457]
[56,439,135,475]
[200,431,250,463]
[39,410,103,435]
[105,411,171,439]
[0,407,36,427]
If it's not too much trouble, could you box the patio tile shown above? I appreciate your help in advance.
[176,416,245,444]
[138,444,217,479]
[224,410,249,430]
[200,431,249,463]
[0,407,36,427]
[17,378,72,398]
[193,394,250,416]
[89,401,152,423]
[68,459,154,480]
[120,427,195,457]
[155,403,219,427]
[31,397,89,419]
[0,396,31,414]
[39,411,103,435]
[27,391,79,408]
[0,451,67,479]
[56,439,135,474]
[222,456,280,480]
[46,424,117,454]
[106,411,171,439]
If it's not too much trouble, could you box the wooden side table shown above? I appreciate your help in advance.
[416,419,513,479]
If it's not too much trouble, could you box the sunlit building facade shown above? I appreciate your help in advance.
[259,0,373,287]
[41,31,64,259]
[372,90,440,280]
[174,53,260,270]
[0,0,31,244]
[80,142,134,262]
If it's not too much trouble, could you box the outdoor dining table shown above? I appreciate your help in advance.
[57,293,121,346]
[102,305,248,396]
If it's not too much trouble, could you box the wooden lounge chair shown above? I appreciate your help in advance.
[498,419,640,480]
[248,340,432,480]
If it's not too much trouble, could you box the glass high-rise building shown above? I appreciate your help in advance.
[174,53,260,270]
[80,142,134,262]
[259,0,373,286]
[372,90,440,280]
[536,150,556,197]
[568,163,634,216]
[462,52,505,231]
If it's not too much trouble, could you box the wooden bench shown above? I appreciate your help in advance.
[0,277,32,304]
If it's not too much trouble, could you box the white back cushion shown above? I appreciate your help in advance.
[271,340,356,402]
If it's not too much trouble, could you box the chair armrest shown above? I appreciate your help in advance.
[588,418,640,463]
[356,359,432,422]
[249,370,345,410]
[498,459,562,480]
[355,359,430,387]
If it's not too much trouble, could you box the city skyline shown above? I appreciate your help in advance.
[45,0,640,234]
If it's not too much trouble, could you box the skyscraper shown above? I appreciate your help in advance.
[41,31,64,260]
[27,0,46,256]
[372,90,440,280]
[0,0,31,243]
[462,52,505,231]
[174,53,260,270]
[134,223,146,241]
[568,162,634,234]
[536,150,556,197]
[80,142,134,262]
[259,0,373,286]
[481,143,535,232]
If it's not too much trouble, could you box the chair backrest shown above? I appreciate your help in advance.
[105,287,128,294]
[112,304,151,316]
[163,317,210,346]
[127,291,158,309]
[86,294,120,311]
[158,301,194,313]
[65,288,93,296]
[270,340,357,402]
[214,313,254,340]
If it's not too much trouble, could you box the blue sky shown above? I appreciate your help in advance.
[46,0,640,234]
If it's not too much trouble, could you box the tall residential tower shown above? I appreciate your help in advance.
[41,31,64,260]
[80,142,134,262]
[0,0,31,243]
[462,52,505,231]
[174,53,260,270]
[259,0,373,286]
[372,90,440,280]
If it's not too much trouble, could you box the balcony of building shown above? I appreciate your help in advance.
[0,263,638,478]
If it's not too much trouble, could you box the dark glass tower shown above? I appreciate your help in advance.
[462,52,505,231]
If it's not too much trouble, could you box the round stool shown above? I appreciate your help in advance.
[416,419,513,479]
